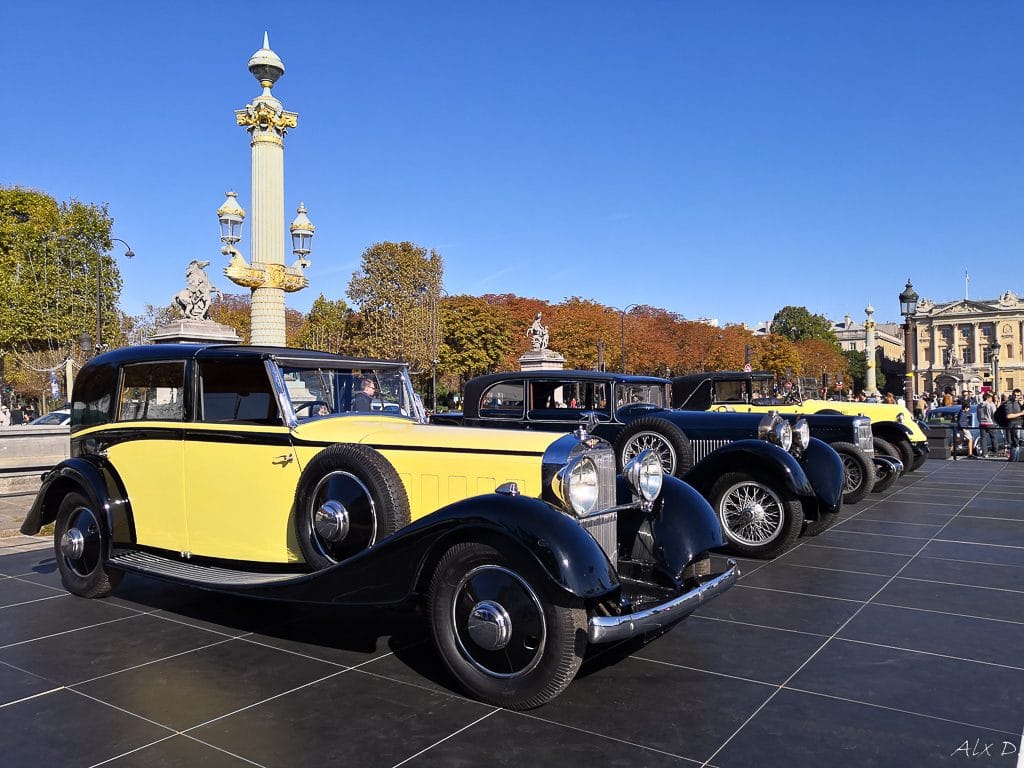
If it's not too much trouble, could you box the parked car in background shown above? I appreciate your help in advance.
[671,373,904,500]
[672,371,929,472]
[26,409,71,426]
[440,370,845,558]
[20,345,737,709]
[927,404,1005,457]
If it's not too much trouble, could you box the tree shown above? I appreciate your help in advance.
[347,241,443,371]
[293,294,352,353]
[207,293,304,345]
[0,186,119,353]
[438,294,514,388]
[843,348,885,393]
[548,298,619,370]
[770,306,839,347]
[753,334,802,379]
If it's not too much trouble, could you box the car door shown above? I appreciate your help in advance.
[106,360,189,553]
[183,357,302,563]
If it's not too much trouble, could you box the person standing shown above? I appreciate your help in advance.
[953,400,972,460]
[0,404,9,427]
[977,392,999,457]
[1005,389,1024,455]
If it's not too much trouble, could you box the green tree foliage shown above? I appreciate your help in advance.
[753,334,802,379]
[843,347,885,393]
[293,294,352,352]
[347,241,443,371]
[438,295,513,385]
[770,306,839,347]
[0,186,119,352]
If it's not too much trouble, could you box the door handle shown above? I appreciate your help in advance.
[273,453,294,466]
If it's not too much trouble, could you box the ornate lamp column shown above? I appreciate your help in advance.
[864,304,880,398]
[224,34,311,346]
[898,279,919,411]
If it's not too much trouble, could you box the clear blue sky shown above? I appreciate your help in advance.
[4,1,1022,329]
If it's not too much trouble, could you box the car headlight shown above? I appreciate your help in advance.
[623,448,663,503]
[773,420,793,451]
[553,456,600,516]
[791,418,810,451]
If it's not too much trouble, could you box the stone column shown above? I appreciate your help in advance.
[972,322,980,367]
[864,305,879,397]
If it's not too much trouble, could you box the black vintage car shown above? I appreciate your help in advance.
[671,372,905,502]
[21,345,738,709]
[440,370,845,558]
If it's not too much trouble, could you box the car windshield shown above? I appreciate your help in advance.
[273,359,426,423]
[615,383,664,408]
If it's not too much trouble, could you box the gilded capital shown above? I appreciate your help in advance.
[236,101,299,138]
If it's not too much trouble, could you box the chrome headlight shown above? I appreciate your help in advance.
[623,448,663,503]
[552,456,600,517]
[773,420,793,451]
[791,418,810,451]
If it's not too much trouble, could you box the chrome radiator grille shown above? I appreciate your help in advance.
[580,511,618,568]
[856,423,874,452]
[593,448,617,512]
[691,439,731,463]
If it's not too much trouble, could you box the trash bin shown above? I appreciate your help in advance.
[927,424,954,459]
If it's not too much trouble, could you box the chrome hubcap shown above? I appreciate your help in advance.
[467,600,513,651]
[60,528,85,560]
[313,500,349,543]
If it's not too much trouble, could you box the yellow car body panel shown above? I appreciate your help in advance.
[719,399,927,444]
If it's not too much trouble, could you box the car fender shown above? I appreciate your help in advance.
[872,454,904,476]
[681,439,815,500]
[262,493,621,606]
[19,458,134,549]
[798,437,845,514]
[873,422,915,443]
[647,475,725,582]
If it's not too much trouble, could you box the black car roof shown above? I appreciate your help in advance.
[90,344,402,368]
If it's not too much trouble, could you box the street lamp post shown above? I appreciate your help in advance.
[95,237,135,354]
[619,304,640,372]
[989,341,1001,397]
[898,279,919,411]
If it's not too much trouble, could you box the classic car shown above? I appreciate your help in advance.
[439,370,845,558]
[672,371,929,472]
[20,344,737,710]
[927,404,1006,457]
[670,373,905,501]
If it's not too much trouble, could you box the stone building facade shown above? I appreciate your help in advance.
[910,291,1024,396]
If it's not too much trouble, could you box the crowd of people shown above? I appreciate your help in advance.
[913,388,1024,460]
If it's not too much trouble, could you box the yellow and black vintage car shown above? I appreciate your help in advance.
[21,344,737,709]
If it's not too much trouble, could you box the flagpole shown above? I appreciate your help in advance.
[965,270,969,300]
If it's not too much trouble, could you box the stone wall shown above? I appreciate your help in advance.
[0,425,70,494]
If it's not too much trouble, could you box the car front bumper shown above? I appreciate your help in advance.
[587,560,739,643]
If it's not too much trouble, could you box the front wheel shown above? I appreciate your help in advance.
[709,473,804,559]
[832,441,876,505]
[616,417,692,477]
[428,542,587,709]
[54,491,123,598]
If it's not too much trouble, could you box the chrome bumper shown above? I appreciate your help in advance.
[587,561,739,644]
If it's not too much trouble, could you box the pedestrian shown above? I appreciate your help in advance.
[953,399,973,460]
[1004,388,1024,456]
[0,404,9,427]
[977,392,1000,457]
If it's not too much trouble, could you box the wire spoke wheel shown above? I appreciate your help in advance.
[719,481,785,547]
[622,431,676,474]
[842,455,863,494]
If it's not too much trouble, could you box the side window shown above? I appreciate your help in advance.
[117,362,185,422]
[71,361,118,430]
[199,360,280,425]
[479,381,525,419]
[714,380,747,403]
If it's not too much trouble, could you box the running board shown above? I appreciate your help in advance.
[109,550,306,588]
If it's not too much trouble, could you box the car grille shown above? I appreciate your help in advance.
[580,511,618,568]
[579,445,618,566]
[856,423,874,453]
[691,439,732,464]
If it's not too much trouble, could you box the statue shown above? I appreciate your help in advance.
[526,312,550,352]
[172,260,219,320]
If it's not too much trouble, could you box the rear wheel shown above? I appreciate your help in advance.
[910,450,928,471]
[428,542,587,709]
[54,491,122,598]
[709,473,803,559]
[832,441,875,505]
[878,435,914,469]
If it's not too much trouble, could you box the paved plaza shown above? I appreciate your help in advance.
[1,460,1023,767]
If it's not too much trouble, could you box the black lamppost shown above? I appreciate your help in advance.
[898,279,919,411]
[95,238,135,354]
[619,304,640,372]
[989,341,1002,397]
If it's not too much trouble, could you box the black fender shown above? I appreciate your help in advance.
[258,493,620,607]
[797,437,845,516]
[873,422,914,443]
[19,457,135,552]
[647,475,724,582]
[681,439,815,501]
[872,454,904,476]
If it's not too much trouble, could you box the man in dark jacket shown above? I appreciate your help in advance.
[953,400,973,460]
[977,392,999,457]
[1005,389,1024,453]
